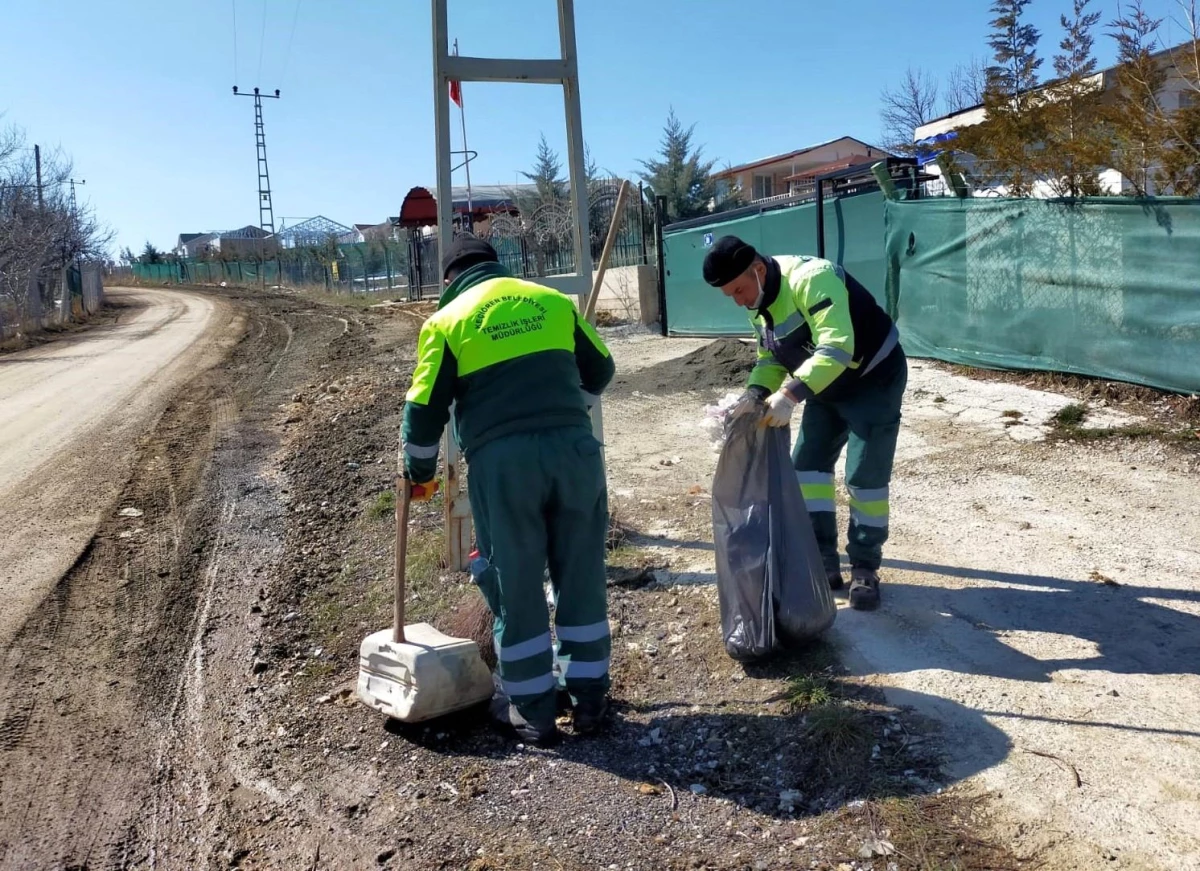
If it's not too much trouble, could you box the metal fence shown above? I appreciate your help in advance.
[661,190,892,336]
[125,180,658,302]
[403,180,656,300]
[1,261,104,340]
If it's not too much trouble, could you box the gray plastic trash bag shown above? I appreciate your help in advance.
[711,413,836,661]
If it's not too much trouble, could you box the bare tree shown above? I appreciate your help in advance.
[879,67,940,152]
[0,122,112,330]
[1157,0,1200,192]
[944,58,989,113]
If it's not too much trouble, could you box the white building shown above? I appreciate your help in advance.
[915,41,1197,197]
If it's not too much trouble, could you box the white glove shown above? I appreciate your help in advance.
[761,389,797,427]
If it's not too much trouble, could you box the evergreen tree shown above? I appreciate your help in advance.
[637,108,716,222]
[957,0,1047,195]
[1106,1,1169,195]
[140,241,163,264]
[1039,0,1109,196]
[987,0,1043,101]
[521,134,567,204]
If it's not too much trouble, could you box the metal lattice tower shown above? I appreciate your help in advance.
[67,179,85,217]
[232,86,281,234]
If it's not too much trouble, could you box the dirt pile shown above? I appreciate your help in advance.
[612,337,755,394]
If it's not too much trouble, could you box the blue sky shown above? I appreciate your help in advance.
[0,0,1189,253]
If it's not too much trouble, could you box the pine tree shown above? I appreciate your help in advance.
[957,0,1046,195]
[637,108,716,222]
[521,134,567,205]
[1106,1,1168,195]
[1039,0,1109,196]
[987,0,1043,102]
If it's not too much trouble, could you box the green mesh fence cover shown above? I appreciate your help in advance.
[662,192,889,336]
[886,197,1200,395]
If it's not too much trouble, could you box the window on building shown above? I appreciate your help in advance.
[753,174,774,200]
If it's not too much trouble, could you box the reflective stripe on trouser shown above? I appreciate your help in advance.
[467,426,610,724]
[792,351,907,571]
[554,618,611,700]
[796,470,835,514]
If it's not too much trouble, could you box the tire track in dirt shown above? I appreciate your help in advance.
[0,292,302,869]
[137,305,359,869]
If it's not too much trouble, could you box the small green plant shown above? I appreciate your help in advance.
[367,490,395,520]
[1001,409,1022,419]
[785,674,834,710]
[932,395,946,404]
[806,703,873,762]
[1052,402,1088,427]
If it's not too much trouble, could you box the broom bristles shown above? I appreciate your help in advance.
[441,590,496,670]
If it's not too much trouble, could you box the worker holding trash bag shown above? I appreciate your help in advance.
[400,235,615,746]
[703,235,907,611]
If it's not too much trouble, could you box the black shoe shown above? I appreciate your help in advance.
[488,677,559,746]
[826,567,845,591]
[572,697,609,736]
[849,567,881,611]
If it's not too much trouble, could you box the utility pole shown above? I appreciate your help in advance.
[68,178,85,217]
[67,179,86,258]
[233,85,281,290]
[34,145,43,211]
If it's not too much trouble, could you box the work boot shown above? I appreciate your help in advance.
[826,566,845,591]
[848,567,881,611]
[488,676,559,746]
[571,697,610,736]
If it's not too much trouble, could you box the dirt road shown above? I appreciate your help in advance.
[0,287,226,649]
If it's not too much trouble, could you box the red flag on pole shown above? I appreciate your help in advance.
[449,78,462,108]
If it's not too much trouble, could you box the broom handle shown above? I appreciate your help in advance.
[393,477,411,644]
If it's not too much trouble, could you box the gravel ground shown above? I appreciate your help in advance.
[599,326,1200,871]
[7,298,1195,869]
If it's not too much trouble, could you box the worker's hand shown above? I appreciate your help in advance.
[408,479,439,502]
[729,390,764,420]
[760,389,797,427]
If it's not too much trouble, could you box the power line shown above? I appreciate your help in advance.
[256,0,268,85]
[231,0,239,84]
[279,0,302,87]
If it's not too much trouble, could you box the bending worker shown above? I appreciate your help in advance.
[401,235,615,746]
[702,235,907,611]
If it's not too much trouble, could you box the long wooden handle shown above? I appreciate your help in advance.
[583,178,632,324]
[393,477,411,644]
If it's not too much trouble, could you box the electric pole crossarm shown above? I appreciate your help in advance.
[231,85,281,237]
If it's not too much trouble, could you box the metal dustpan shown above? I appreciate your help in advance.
[357,477,493,723]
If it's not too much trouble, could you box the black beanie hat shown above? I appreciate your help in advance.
[441,234,499,280]
[702,235,758,286]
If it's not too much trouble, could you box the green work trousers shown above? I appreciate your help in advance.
[793,350,908,572]
[467,426,610,726]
